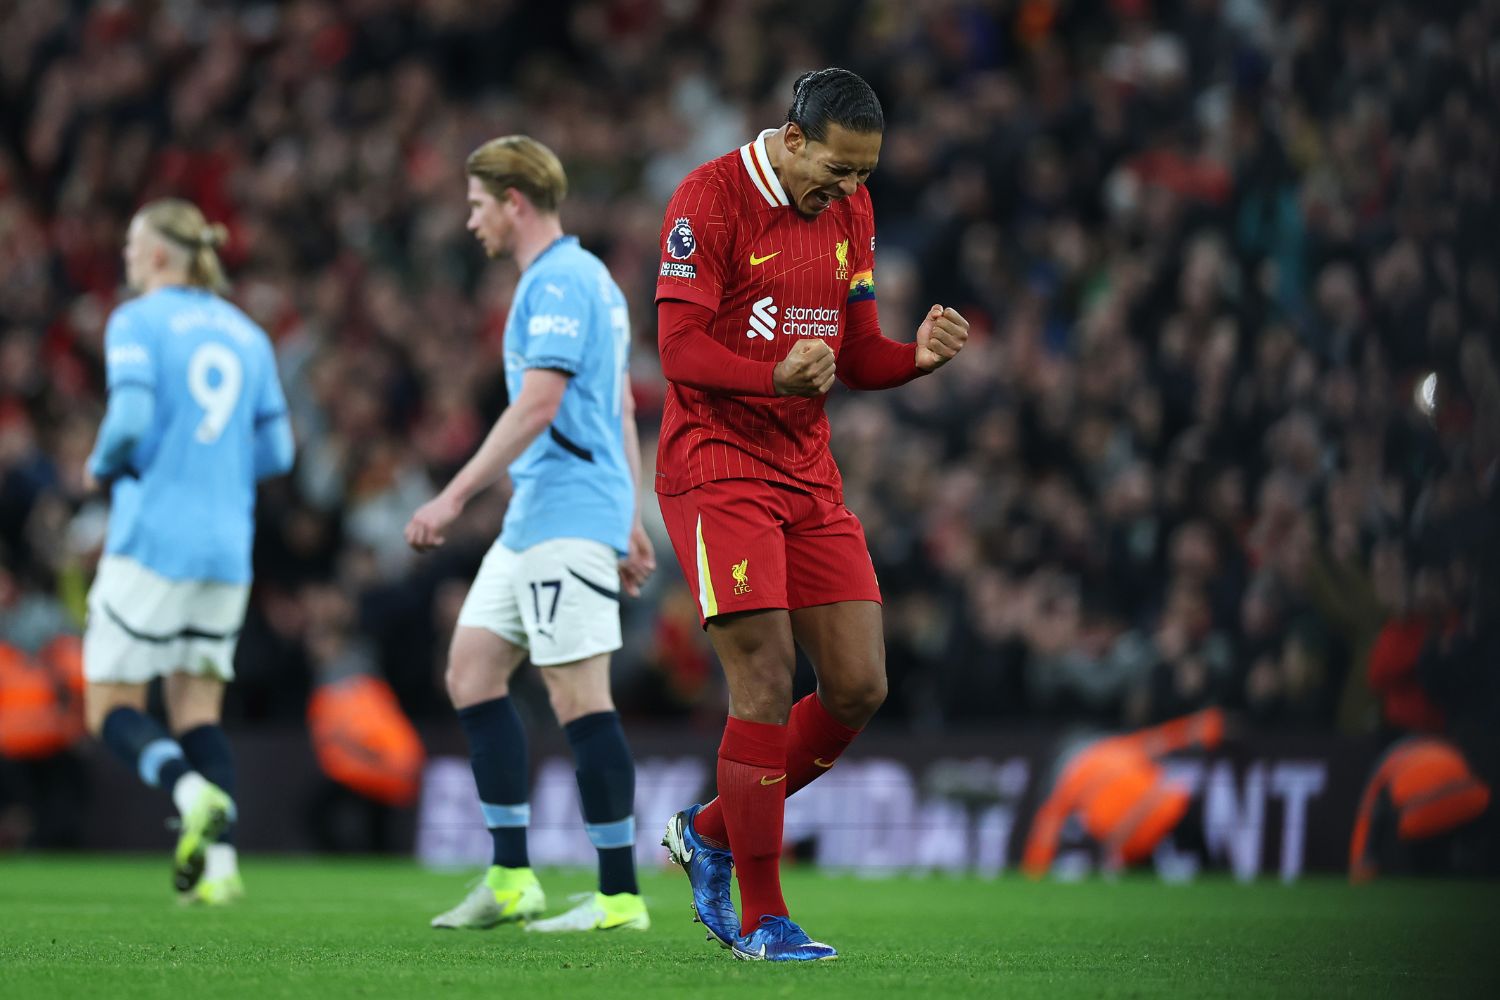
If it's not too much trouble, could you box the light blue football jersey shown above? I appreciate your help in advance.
[100,286,288,583]
[500,236,634,555]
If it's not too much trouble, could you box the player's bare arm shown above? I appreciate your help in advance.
[618,382,656,597]
[404,369,568,552]
[914,304,969,372]
[774,339,837,397]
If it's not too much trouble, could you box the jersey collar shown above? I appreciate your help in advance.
[740,129,791,209]
[528,234,576,269]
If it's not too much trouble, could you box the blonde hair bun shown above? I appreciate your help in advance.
[135,198,230,292]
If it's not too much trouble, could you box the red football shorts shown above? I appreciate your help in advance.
[658,478,882,626]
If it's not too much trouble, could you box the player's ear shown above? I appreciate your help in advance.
[784,123,805,157]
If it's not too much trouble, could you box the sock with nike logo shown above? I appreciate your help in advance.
[717,715,789,933]
[784,691,860,790]
[693,694,860,848]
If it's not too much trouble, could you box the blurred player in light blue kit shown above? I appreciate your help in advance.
[83,198,295,903]
[406,135,655,933]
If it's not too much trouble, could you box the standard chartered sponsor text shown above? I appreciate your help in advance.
[781,305,841,338]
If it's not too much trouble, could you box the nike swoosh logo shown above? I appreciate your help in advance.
[681,847,694,863]
[749,251,781,266]
[759,774,786,786]
[813,757,836,769]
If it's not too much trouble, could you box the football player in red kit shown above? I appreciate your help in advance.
[654,68,969,962]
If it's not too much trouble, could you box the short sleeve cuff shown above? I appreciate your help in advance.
[526,357,580,375]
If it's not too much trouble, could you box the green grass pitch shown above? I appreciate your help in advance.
[2,856,1496,998]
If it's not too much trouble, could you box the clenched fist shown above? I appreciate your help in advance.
[915,305,969,372]
[405,492,464,552]
[774,338,836,397]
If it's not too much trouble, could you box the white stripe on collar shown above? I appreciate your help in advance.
[739,128,791,208]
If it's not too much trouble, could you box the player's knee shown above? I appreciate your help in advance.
[85,701,111,739]
[866,671,889,712]
[545,686,575,723]
[717,629,784,668]
[169,710,218,736]
[729,690,793,724]
[442,662,468,706]
[822,672,887,727]
[545,686,614,726]
[84,686,138,738]
[713,617,796,721]
[444,656,505,709]
[726,665,796,723]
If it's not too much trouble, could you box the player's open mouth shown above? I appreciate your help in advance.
[809,190,835,211]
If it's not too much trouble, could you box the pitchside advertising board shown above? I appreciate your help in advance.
[72,725,1375,876]
[414,729,1378,881]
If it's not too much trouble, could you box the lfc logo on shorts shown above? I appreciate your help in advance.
[834,239,849,280]
[731,558,751,595]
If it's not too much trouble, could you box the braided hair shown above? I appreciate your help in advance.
[786,68,884,143]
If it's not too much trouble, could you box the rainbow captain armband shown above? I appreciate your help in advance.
[847,269,875,303]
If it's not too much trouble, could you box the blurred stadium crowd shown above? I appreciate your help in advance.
[1,0,1497,758]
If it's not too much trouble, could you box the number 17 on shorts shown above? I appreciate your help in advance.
[456,536,623,666]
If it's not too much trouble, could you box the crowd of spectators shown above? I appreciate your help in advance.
[1,1,1496,755]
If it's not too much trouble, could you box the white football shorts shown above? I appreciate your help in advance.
[456,537,623,666]
[83,555,250,684]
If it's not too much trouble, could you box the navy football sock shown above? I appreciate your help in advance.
[457,697,530,869]
[101,706,191,791]
[179,723,237,844]
[564,711,638,896]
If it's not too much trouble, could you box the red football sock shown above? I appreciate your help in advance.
[716,716,789,934]
[783,693,861,792]
[691,800,730,848]
[693,695,862,847]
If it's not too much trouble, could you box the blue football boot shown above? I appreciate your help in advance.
[731,914,838,962]
[661,804,738,948]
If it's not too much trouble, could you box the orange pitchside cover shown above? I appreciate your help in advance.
[1349,737,1491,882]
[1022,709,1225,877]
[0,638,85,760]
[307,675,426,807]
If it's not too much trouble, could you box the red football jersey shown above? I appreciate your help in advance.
[654,129,878,503]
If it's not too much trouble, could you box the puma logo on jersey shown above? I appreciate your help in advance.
[746,297,777,340]
[749,250,781,266]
